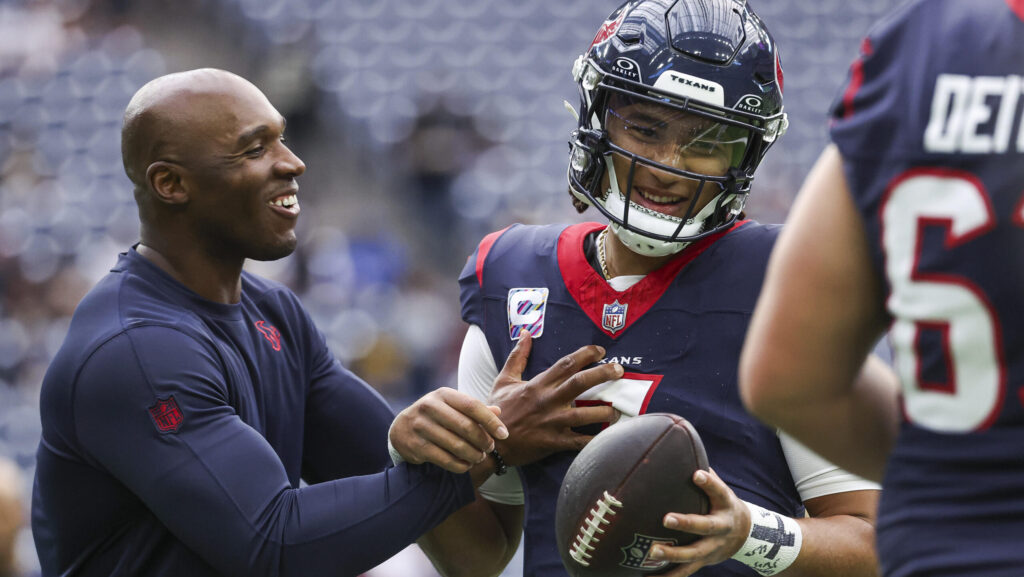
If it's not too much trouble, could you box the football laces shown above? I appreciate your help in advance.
[570,491,623,566]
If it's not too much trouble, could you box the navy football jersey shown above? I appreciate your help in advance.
[831,1,1024,575]
[33,248,474,577]
[460,221,801,577]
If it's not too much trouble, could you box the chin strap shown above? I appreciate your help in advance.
[563,99,580,122]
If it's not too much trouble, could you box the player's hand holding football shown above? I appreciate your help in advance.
[389,387,508,474]
[649,468,751,576]
[488,333,622,466]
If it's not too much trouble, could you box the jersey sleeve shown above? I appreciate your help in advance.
[828,1,920,162]
[457,324,525,506]
[458,226,512,327]
[72,325,473,577]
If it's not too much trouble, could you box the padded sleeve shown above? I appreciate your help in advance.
[457,324,525,506]
[780,432,881,502]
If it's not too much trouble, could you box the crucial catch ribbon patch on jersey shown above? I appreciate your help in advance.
[508,287,549,339]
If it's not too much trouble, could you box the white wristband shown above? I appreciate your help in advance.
[386,423,405,466]
[731,501,803,576]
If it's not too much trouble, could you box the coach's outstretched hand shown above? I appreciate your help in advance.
[390,388,508,474]
[489,333,623,466]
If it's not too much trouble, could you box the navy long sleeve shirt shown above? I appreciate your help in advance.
[32,248,473,576]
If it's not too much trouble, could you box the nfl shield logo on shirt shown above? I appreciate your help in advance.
[508,288,549,340]
[148,396,183,434]
[602,300,628,334]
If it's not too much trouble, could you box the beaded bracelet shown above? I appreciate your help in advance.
[490,449,509,476]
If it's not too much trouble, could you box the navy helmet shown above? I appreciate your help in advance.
[568,0,787,256]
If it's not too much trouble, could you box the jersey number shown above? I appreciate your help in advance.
[574,372,663,425]
[883,170,1006,432]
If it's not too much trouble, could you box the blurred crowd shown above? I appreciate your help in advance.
[0,0,897,574]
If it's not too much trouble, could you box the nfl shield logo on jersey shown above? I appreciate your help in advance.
[602,300,628,334]
[508,288,549,339]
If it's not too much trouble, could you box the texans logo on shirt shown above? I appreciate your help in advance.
[254,320,282,351]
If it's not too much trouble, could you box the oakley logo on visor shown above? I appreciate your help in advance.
[612,58,641,82]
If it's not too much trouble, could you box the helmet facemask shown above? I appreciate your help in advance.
[570,63,782,256]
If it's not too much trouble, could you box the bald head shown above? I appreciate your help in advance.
[121,68,270,191]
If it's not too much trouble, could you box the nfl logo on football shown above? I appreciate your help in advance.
[621,534,677,570]
[602,301,627,334]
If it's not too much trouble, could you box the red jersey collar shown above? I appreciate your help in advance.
[557,221,746,338]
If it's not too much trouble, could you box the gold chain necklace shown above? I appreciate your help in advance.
[597,227,611,280]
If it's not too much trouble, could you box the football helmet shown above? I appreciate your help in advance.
[568,0,788,256]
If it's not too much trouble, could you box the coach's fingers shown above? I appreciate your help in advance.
[438,387,509,441]
[410,441,477,474]
[415,413,493,466]
[391,413,481,470]
[556,362,624,401]
[429,397,499,456]
[494,332,533,386]
[403,390,495,458]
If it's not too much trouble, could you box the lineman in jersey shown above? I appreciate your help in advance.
[741,0,1024,575]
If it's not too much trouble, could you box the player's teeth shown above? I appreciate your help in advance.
[640,191,677,203]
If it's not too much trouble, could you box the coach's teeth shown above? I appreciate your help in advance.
[270,195,297,208]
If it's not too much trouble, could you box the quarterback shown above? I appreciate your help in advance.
[415,1,882,576]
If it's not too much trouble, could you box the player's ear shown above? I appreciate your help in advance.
[146,161,188,205]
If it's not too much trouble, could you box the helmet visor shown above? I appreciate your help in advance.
[604,92,751,177]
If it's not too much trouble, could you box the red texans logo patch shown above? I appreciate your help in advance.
[775,52,784,94]
[590,10,627,49]
[254,320,282,351]
[148,396,183,433]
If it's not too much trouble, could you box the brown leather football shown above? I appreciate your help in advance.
[555,413,710,577]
